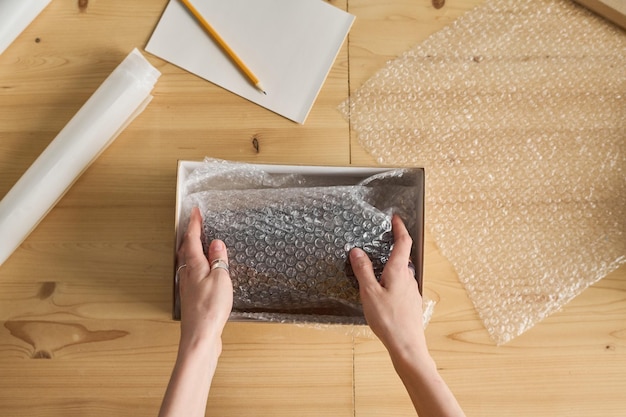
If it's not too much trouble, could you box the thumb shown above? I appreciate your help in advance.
[349,248,379,291]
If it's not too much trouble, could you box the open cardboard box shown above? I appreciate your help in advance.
[173,160,425,320]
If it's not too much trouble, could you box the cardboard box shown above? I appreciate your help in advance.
[173,160,424,320]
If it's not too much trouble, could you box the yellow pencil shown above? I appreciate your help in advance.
[179,0,267,94]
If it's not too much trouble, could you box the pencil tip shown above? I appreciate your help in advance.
[255,83,267,95]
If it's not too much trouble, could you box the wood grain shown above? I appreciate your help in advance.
[0,0,624,416]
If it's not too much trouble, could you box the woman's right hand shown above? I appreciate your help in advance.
[349,215,427,358]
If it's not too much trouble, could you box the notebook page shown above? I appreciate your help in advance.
[146,0,355,123]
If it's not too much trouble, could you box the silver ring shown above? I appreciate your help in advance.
[407,261,416,277]
[211,259,229,273]
[176,263,187,275]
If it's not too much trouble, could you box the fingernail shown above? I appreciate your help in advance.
[212,239,224,250]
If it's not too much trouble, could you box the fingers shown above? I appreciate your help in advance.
[349,248,378,290]
[208,239,228,268]
[387,215,413,268]
[180,207,209,272]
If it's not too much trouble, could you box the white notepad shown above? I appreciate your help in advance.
[146,0,355,124]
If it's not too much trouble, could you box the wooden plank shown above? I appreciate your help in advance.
[0,319,354,416]
[349,2,626,415]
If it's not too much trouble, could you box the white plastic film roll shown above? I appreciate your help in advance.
[0,48,161,267]
[0,0,52,56]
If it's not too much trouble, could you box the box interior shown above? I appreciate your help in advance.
[173,160,425,321]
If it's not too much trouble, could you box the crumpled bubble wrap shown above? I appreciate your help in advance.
[179,159,427,325]
[340,0,626,344]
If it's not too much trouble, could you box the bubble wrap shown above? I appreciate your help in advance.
[179,159,426,324]
[340,0,626,344]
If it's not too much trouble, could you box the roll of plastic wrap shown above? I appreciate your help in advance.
[0,48,161,267]
[0,0,52,56]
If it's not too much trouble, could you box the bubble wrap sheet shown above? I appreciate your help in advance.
[179,159,425,324]
[340,0,626,344]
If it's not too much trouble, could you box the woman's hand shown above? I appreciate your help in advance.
[350,216,467,417]
[349,215,427,357]
[159,207,234,417]
[176,207,233,350]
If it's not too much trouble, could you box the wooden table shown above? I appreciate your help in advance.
[1,1,624,415]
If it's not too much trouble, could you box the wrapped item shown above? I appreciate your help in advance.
[175,159,425,324]
[0,48,160,267]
